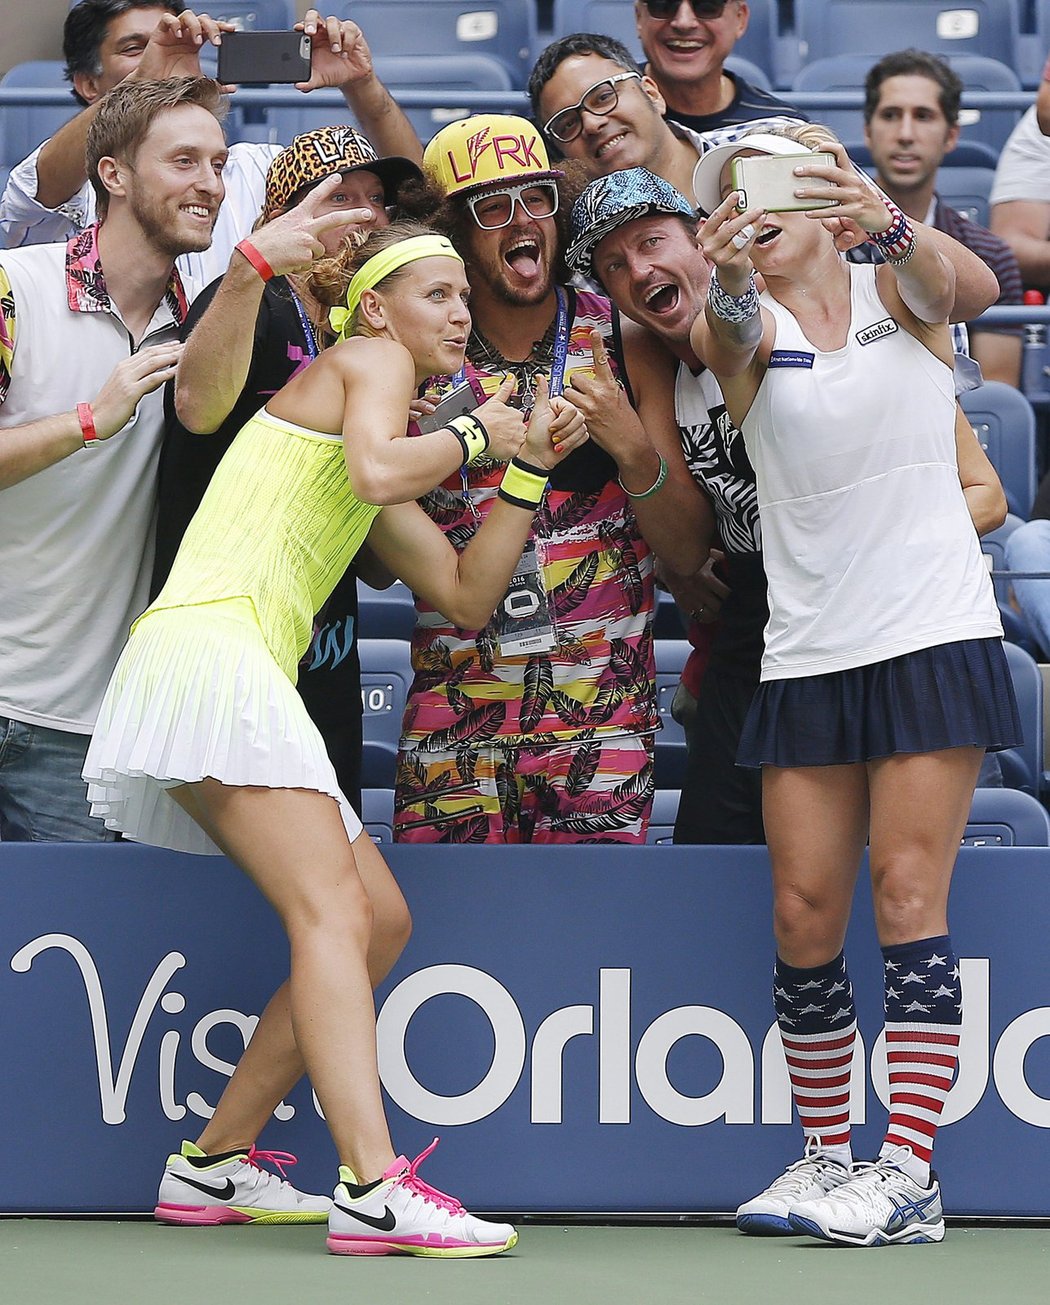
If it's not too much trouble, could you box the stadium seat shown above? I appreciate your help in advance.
[360,787,395,841]
[358,580,416,641]
[0,62,78,170]
[792,1,1021,71]
[358,637,415,788]
[981,514,1040,657]
[725,56,773,95]
[997,640,1044,796]
[935,164,995,227]
[1024,2,1050,88]
[654,638,688,788]
[960,382,1037,520]
[203,0,296,27]
[961,786,1050,845]
[790,54,1021,165]
[335,0,537,87]
[646,787,679,844]
[264,52,515,146]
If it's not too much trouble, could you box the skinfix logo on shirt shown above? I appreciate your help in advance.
[856,318,899,346]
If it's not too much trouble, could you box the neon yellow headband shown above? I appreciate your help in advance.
[328,234,464,339]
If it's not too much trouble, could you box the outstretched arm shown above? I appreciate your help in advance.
[299,12,424,164]
[367,375,589,627]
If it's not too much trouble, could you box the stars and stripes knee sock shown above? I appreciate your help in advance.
[880,934,961,1186]
[773,952,857,1167]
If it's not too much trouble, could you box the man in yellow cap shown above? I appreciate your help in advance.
[392,112,711,846]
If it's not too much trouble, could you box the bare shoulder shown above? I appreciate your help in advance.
[328,335,416,384]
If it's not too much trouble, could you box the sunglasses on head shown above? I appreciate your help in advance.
[641,0,731,20]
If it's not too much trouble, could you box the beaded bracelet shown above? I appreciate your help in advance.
[707,270,760,324]
[447,412,490,465]
[498,456,548,509]
[619,453,667,500]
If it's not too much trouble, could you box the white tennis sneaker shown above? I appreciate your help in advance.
[788,1148,945,1246]
[326,1138,518,1257]
[736,1137,852,1235]
[155,1141,331,1224]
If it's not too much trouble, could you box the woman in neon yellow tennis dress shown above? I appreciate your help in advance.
[83,221,587,1257]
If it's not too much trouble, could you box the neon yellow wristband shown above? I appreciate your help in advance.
[447,413,489,464]
[498,456,548,509]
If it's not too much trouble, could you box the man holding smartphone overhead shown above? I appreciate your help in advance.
[0,3,421,298]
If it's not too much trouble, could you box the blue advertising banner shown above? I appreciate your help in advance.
[1,843,1049,1216]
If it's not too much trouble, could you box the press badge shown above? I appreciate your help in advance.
[493,541,556,656]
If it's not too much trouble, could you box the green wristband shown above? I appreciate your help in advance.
[618,454,667,500]
[447,413,490,464]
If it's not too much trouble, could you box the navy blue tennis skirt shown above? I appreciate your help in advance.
[737,637,1022,768]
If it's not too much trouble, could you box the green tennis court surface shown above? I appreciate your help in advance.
[3,1220,1050,1305]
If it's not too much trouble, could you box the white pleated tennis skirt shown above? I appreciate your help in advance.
[83,598,363,854]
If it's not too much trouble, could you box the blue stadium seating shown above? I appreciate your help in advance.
[337,0,537,87]
[204,0,296,28]
[0,62,78,170]
[791,54,1021,164]
[998,639,1044,796]
[793,0,1022,71]
[962,786,1050,845]
[265,53,514,146]
[359,637,414,788]
[646,787,679,844]
[360,787,395,841]
[654,638,688,788]
[935,164,996,227]
[981,514,1041,657]
[358,580,416,641]
[960,382,1037,520]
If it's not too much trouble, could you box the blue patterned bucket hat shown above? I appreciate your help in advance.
[566,167,696,279]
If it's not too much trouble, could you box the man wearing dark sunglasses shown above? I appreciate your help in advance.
[635,0,803,135]
[529,33,799,205]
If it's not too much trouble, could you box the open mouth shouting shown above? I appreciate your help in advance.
[642,282,681,316]
[504,236,544,281]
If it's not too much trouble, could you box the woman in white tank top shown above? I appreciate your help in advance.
[690,129,1020,1247]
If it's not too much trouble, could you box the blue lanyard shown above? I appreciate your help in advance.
[457,286,571,511]
[290,290,320,362]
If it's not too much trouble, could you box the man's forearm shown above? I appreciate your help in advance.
[33,102,101,210]
[341,76,423,164]
[174,256,265,433]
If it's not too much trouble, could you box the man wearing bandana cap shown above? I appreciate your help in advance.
[393,114,712,846]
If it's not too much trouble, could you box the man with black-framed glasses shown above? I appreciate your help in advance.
[529,33,800,205]
[635,0,802,135]
[391,113,712,845]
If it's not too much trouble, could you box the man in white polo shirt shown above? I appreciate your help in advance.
[0,76,227,840]
[0,3,421,298]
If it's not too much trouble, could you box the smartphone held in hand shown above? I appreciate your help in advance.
[731,152,838,214]
[216,31,312,85]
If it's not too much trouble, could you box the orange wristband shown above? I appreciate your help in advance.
[235,238,275,283]
[77,401,99,447]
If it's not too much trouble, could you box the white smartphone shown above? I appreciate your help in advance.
[731,152,838,214]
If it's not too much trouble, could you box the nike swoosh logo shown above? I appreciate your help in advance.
[175,1172,236,1200]
[333,1201,397,1231]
